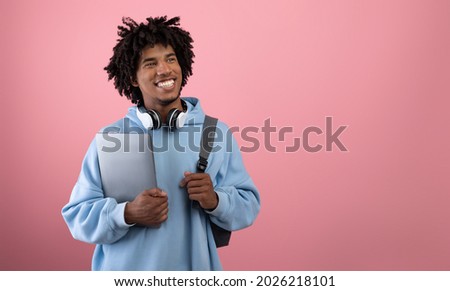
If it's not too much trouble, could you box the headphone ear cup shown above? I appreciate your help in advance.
[137,106,154,129]
[167,108,181,129]
[175,111,187,129]
[166,109,187,129]
[147,109,162,130]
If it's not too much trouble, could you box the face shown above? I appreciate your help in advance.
[132,44,182,109]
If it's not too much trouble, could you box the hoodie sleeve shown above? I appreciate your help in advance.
[205,123,261,231]
[61,138,131,245]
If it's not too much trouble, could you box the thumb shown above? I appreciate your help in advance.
[179,171,193,187]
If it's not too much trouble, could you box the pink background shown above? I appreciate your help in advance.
[1,0,449,270]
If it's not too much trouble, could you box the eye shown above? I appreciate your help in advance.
[167,57,177,64]
[144,61,157,68]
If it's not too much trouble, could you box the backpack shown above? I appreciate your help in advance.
[198,115,232,248]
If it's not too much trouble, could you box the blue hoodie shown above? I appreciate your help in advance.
[62,97,260,270]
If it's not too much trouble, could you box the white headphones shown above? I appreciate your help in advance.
[136,102,187,130]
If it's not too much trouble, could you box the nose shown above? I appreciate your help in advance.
[156,61,171,76]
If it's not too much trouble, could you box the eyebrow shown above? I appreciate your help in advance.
[141,53,177,64]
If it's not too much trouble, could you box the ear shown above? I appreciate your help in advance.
[131,76,139,87]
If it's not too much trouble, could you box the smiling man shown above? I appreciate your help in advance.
[61,16,260,271]
[132,44,182,117]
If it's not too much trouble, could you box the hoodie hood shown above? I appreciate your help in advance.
[126,97,206,130]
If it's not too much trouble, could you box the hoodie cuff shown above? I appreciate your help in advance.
[109,201,135,230]
[205,188,229,219]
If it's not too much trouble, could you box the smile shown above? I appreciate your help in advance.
[156,79,175,88]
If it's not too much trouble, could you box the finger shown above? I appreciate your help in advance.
[154,204,168,216]
[157,212,168,223]
[181,173,209,187]
[179,171,195,187]
[155,205,169,223]
[184,172,207,180]
[155,200,169,212]
[161,207,169,218]
[179,177,186,187]
[186,179,205,189]
[186,178,212,193]
[185,171,209,181]
[187,185,210,195]
[146,188,167,198]
[180,171,199,187]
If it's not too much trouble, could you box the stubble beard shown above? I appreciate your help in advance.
[157,90,181,107]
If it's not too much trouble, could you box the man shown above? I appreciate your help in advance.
[62,16,260,270]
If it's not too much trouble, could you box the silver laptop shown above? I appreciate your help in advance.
[95,133,157,203]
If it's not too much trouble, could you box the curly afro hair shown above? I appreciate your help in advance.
[104,16,195,105]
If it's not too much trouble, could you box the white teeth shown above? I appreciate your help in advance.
[157,79,175,88]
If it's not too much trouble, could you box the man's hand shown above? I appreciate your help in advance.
[124,188,168,227]
[179,171,218,210]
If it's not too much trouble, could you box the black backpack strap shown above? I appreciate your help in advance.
[197,115,218,173]
[198,115,232,248]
